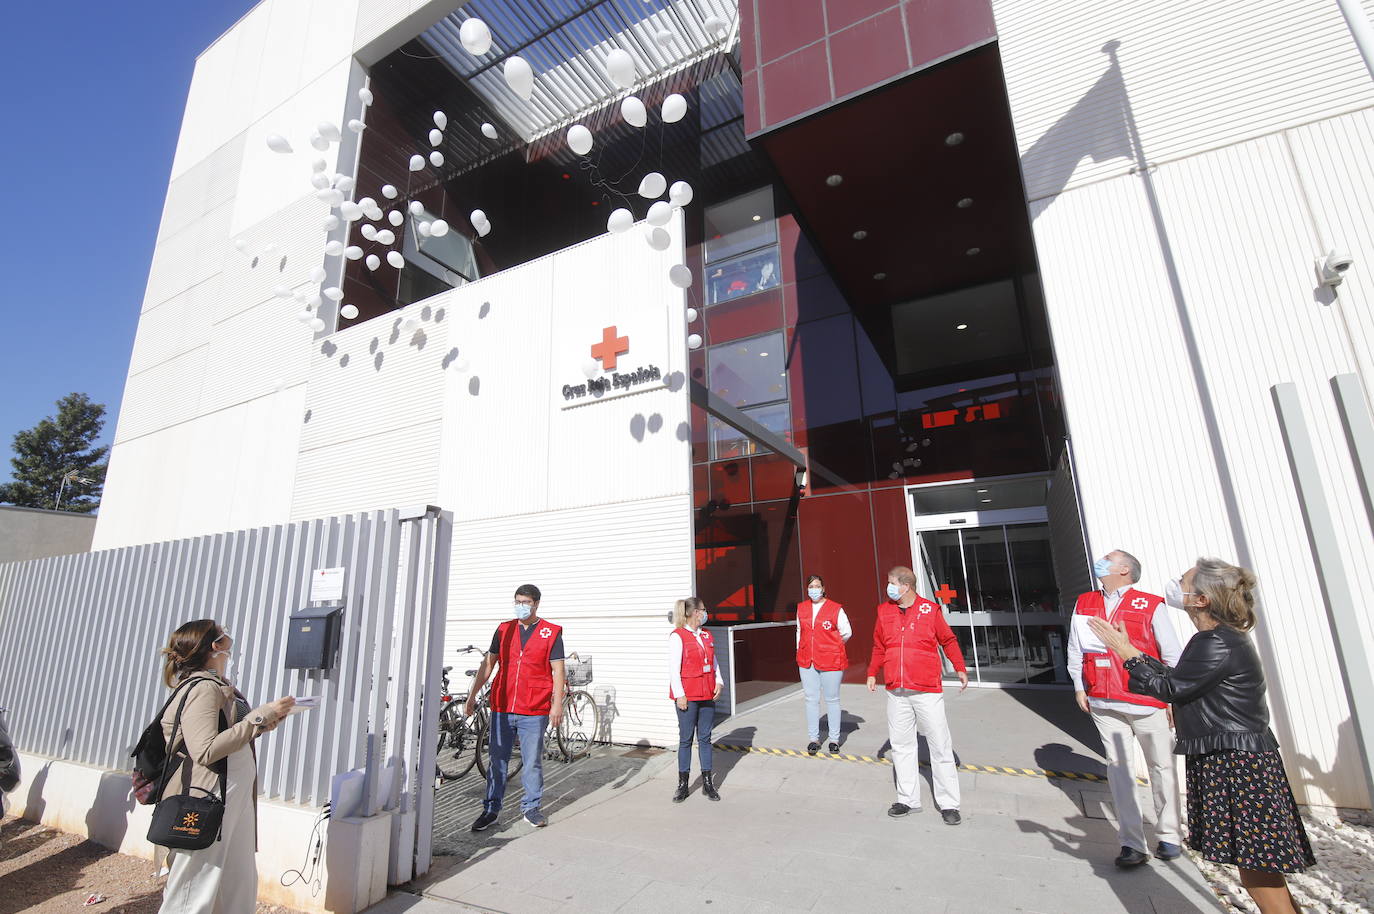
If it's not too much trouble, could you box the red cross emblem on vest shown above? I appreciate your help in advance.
[821,621,833,630]
[591,326,630,371]
[1132,597,1149,610]
[539,627,552,638]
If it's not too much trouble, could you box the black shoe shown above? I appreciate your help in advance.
[887,802,912,818]
[806,741,821,755]
[672,772,690,804]
[1115,846,1149,867]
[941,809,962,826]
[828,741,839,753]
[702,771,721,801]
[1155,841,1182,860]
[469,811,498,832]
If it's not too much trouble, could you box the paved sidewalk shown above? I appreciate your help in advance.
[391,687,1224,914]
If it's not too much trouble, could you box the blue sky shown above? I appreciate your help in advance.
[0,1,253,484]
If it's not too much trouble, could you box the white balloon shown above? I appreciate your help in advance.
[469,210,487,231]
[347,118,366,134]
[365,204,384,222]
[567,125,593,156]
[234,239,248,251]
[459,18,492,55]
[646,227,671,251]
[340,201,363,221]
[475,219,491,238]
[687,333,703,350]
[309,266,327,283]
[340,304,359,319]
[381,184,398,199]
[317,121,341,142]
[316,188,344,206]
[703,15,727,38]
[310,132,330,151]
[453,358,471,373]
[322,213,340,231]
[430,219,449,237]
[325,240,344,256]
[387,210,403,226]
[266,134,293,153]
[387,251,405,269]
[358,86,374,106]
[655,29,676,47]
[686,307,699,322]
[262,243,279,257]
[669,180,694,208]
[306,293,321,308]
[605,49,636,88]
[669,264,693,288]
[376,229,395,245]
[310,172,331,190]
[504,56,535,100]
[647,200,673,226]
[344,246,364,260]
[418,221,432,237]
[662,93,687,123]
[310,317,326,333]
[296,311,313,324]
[430,151,444,167]
[273,284,292,298]
[607,207,634,234]
[481,122,498,139]
[409,154,425,171]
[409,201,425,216]
[361,223,378,240]
[621,96,647,128]
[334,175,355,193]
[637,171,666,199]
[365,254,381,271]
[324,286,345,301]
[429,128,443,146]
[311,157,327,172]
[582,359,600,379]
[293,289,307,302]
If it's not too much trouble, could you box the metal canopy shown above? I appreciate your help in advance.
[420,0,738,143]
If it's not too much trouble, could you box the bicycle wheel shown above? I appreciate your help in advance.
[476,712,524,779]
[435,702,479,780]
[556,690,600,760]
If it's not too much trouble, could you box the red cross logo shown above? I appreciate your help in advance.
[821,621,833,630]
[935,584,958,604]
[591,326,630,371]
[539,627,552,638]
[1132,597,1149,610]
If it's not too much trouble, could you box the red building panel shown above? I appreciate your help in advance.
[798,491,881,681]
[830,9,909,99]
[760,41,833,128]
[826,0,898,31]
[757,0,827,64]
[904,0,997,71]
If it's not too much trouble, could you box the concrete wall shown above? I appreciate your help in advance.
[994,0,1374,808]
[0,506,97,562]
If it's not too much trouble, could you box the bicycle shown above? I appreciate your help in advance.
[434,645,486,781]
[553,653,600,762]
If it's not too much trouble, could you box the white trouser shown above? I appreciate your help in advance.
[886,690,959,811]
[1091,706,1181,852]
[160,745,258,914]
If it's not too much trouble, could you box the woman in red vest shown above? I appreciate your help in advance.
[667,597,723,803]
[796,575,851,754]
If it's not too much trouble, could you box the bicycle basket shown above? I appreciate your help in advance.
[565,655,593,687]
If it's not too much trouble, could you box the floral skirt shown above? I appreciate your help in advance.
[1186,749,1316,874]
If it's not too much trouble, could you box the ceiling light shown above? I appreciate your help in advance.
[980,498,992,503]
[825,174,843,187]
[873,272,887,280]
[955,323,968,330]
[758,352,769,357]
[976,488,988,493]
[752,215,762,222]
[957,197,973,209]
[945,132,965,146]
[852,230,868,240]
[966,247,981,256]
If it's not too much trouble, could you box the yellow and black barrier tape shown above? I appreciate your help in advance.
[712,742,1146,785]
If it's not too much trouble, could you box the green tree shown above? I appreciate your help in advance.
[0,393,109,513]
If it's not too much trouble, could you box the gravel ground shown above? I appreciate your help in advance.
[1193,810,1374,913]
[0,815,302,914]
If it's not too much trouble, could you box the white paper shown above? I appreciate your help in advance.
[1071,614,1108,654]
[310,567,345,602]
[287,696,320,715]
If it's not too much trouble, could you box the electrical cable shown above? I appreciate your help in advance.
[280,802,331,898]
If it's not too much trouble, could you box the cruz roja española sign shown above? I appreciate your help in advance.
[561,325,667,409]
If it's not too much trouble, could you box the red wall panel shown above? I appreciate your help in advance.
[798,491,881,681]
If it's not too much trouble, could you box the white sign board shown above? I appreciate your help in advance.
[311,567,345,602]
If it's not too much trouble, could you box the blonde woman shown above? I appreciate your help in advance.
[1090,559,1314,914]
[667,598,723,803]
[156,620,294,914]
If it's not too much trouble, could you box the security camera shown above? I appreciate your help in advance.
[1317,249,1354,287]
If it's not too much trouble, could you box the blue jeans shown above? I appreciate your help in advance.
[675,700,715,772]
[484,711,546,814]
[799,665,844,743]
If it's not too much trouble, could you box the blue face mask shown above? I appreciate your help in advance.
[886,583,903,601]
[1093,557,1117,579]
[514,602,533,621]
[808,588,824,601]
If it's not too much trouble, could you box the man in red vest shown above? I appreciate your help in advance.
[1069,549,1184,868]
[465,584,566,831]
[867,565,968,825]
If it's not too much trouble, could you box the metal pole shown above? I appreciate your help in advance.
[1338,0,1374,81]
[1332,374,1374,530]
[1272,382,1374,806]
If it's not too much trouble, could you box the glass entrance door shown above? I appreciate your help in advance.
[914,520,1070,686]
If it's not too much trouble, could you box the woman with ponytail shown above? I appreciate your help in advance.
[1090,559,1314,914]
[666,598,723,803]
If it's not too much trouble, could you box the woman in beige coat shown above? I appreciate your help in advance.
[156,619,294,914]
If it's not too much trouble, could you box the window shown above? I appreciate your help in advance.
[704,188,776,264]
[710,402,792,460]
[707,248,781,304]
[707,331,790,459]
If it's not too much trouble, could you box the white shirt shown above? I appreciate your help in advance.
[795,600,853,648]
[667,627,724,700]
[1067,585,1185,715]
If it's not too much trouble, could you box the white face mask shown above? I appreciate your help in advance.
[808,587,824,601]
[1165,578,1195,610]
[514,602,534,621]
[212,650,233,681]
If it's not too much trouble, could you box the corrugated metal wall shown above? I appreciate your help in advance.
[996,0,1374,807]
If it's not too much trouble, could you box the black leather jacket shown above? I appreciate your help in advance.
[1126,625,1278,755]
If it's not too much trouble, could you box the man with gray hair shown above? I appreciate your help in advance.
[1068,550,1184,868]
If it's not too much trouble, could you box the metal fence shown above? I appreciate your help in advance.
[0,505,450,882]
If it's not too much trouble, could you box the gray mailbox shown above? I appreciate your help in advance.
[286,605,343,670]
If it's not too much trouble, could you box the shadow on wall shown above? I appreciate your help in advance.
[86,770,137,852]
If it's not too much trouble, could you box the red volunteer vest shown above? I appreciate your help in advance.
[489,618,562,715]
[796,599,849,671]
[867,597,967,693]
[1074,589,1167,709]
[671,627,717,702]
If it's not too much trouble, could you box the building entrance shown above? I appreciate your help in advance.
[907,477,1073,687]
